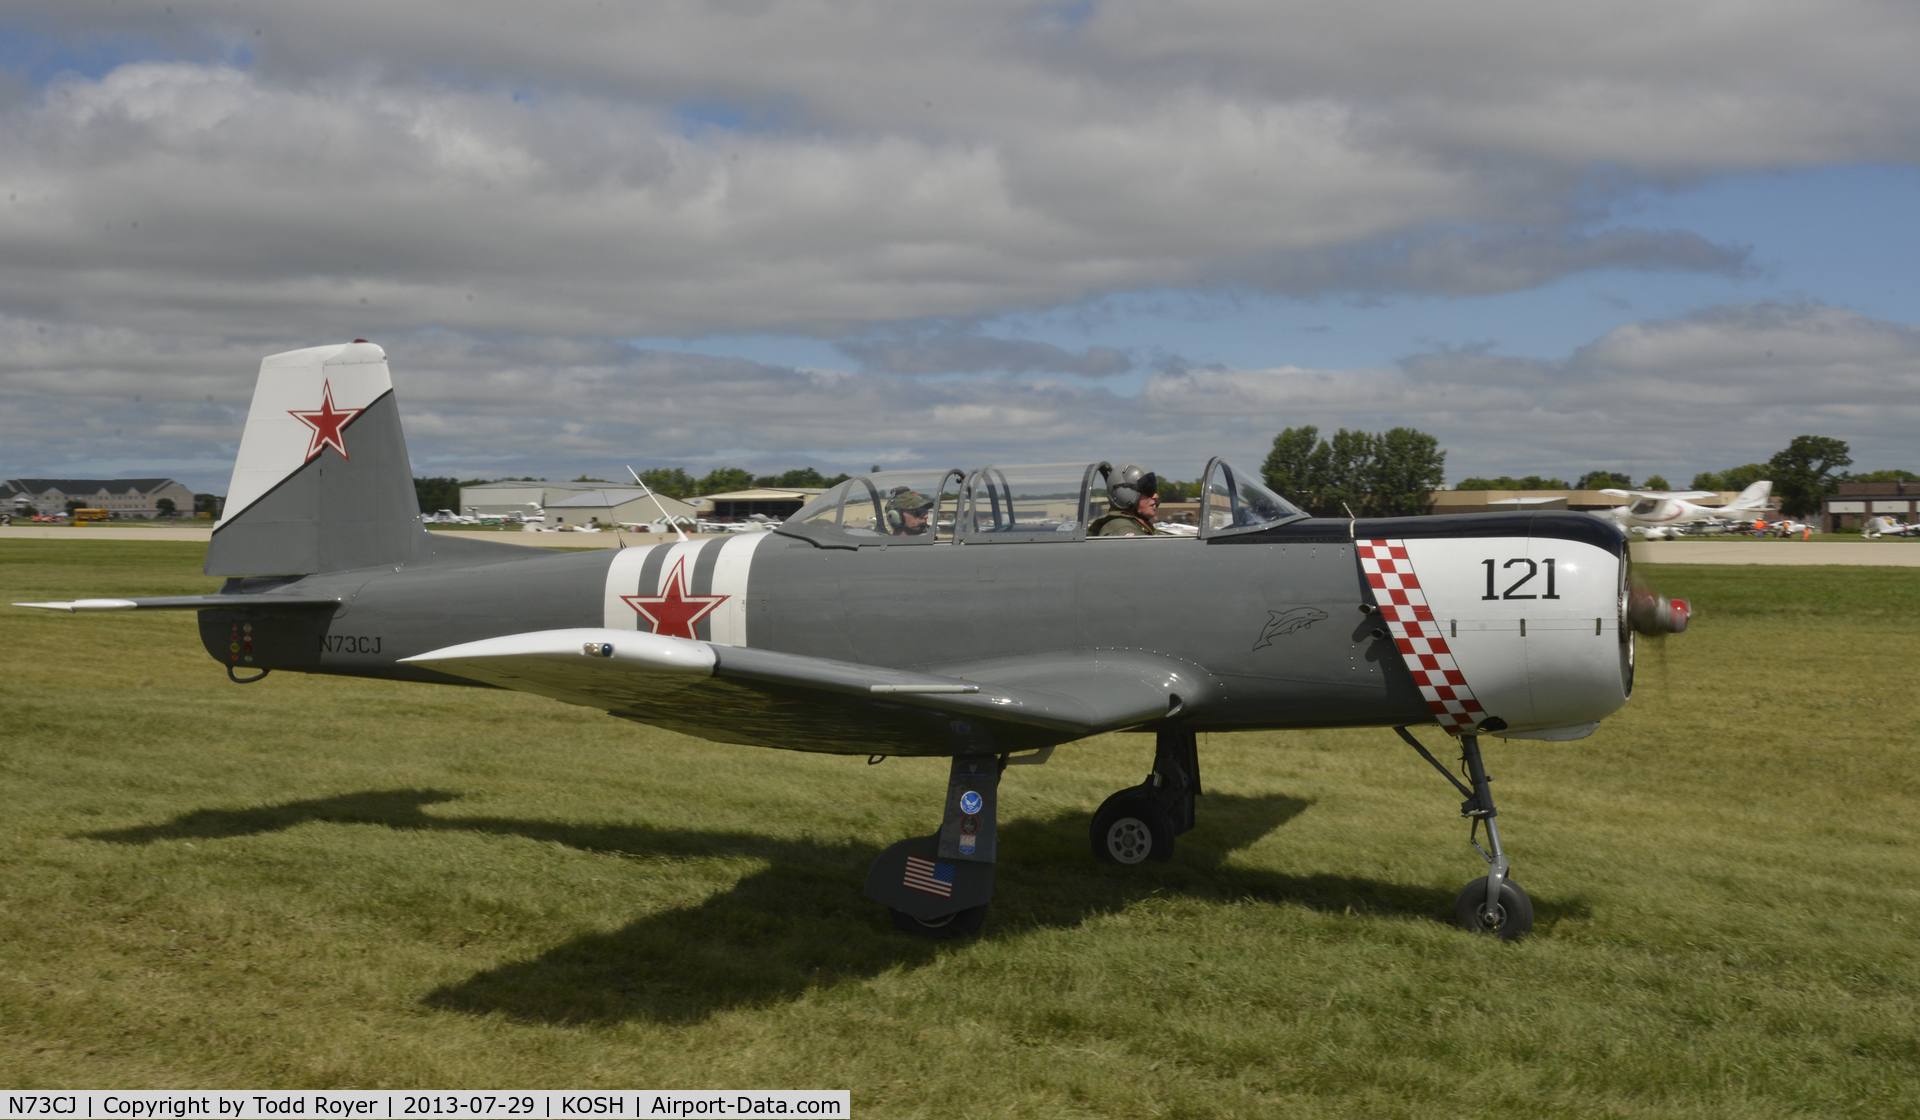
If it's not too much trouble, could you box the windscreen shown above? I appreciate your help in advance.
[1202,460,1306,536]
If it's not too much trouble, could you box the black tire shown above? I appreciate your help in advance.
[889,904,987,939]
[1090,791,1174,865]
[1453,876,1533,940]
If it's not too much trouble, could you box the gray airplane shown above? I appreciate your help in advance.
[19,342,1690,939]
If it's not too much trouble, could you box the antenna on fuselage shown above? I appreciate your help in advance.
[628,465,689,543]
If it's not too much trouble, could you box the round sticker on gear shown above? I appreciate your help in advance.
[959,790,983,815]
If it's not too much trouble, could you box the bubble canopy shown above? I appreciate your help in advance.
[780,459,1306,547]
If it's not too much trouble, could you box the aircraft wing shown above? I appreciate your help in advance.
[403,628,1203,754]
[15,593,341,612]
[1598,488,1717,500]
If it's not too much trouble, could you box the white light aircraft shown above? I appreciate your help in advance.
[1602,481,1773,539]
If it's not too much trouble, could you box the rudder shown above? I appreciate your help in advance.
[1727,480,1773,512]
[206,341,424,576]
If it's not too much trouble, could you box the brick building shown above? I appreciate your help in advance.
[1823,480,1920,531]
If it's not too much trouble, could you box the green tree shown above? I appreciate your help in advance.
[1690,463,1768,491]
[1768,435,1851,517]
[1261,426,1323,510]
[155,497,176,518]
[193,493,221,516]
[636,468,696,498]
[1455,475,1568,491]
[1263,424,1446,516]
[697,467,757,495]
[570,475,610,483]
[1849,468,1919,482]
[1368,427,1447,517]
[1575,471,1633,490]
[754,467,837,489]
[1312,429,1374,517]
[1641,474,1670,491]
[413,477,492,513]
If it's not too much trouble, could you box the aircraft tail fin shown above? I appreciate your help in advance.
[1724,479,1772,512]
[205,341,425,576]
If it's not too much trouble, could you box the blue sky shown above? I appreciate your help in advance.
[2,3,1917,492]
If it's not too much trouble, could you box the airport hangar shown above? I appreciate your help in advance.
[458,481,697,526]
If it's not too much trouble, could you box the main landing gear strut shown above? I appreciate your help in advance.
[1397,726,1533,939]
[863,754,1001,939]
[1090,730,1200,866]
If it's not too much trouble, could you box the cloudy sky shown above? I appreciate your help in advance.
[2,1,1917,494]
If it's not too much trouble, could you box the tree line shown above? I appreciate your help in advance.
[1258,430,1907,519]
[1260,426,1447,517]
[414,432,1906,520]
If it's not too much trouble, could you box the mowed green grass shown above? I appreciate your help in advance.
[2,541,1916,1116]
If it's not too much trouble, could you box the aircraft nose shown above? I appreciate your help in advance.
[1627,587,1689,634]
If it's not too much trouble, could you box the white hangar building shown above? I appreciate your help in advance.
[457,480,694,526]
[3,477,197,519]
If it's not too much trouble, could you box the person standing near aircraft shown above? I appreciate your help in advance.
[1090,463,1165,536]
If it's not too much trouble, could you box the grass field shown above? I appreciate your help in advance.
[2,540,1917,1117]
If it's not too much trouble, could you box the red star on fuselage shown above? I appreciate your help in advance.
[288,380,363,461]
[622,556,729,640]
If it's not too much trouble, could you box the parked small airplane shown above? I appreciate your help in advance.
[1865,516,1918,539]
[1602,481,1773,539]
[17,342,1690,940]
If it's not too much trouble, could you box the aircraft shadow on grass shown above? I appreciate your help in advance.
[85,788,1587,1025]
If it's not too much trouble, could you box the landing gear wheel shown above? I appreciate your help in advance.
[1091,792,1174,865]
[889,904,987,939]
[1453,876,1533,940]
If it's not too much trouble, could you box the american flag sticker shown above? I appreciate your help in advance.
[903,854,955,897]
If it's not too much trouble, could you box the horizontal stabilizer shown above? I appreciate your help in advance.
[16,594,340,612]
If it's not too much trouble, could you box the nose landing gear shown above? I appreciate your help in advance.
[1397,726,1534,940]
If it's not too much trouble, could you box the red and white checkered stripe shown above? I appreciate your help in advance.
[1357,539,1486,735]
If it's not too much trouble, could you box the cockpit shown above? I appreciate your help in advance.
[778,459,1307,548]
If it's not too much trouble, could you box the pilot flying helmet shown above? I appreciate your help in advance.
[1109,463,1158,510]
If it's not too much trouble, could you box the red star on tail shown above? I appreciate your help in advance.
[622,556,729,639]
[288,380,363,461]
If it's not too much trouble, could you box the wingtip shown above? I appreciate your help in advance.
[19,598,138,611]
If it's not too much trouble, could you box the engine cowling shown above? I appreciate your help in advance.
[1358,531,1641,741]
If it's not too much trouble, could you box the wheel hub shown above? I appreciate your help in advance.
[1105,818,1153,864]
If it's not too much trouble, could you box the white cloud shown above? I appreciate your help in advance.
[5,0,1854,342]
[6,302,1913,494]
[4,4,1919,489]
[1143,302,1920,479]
